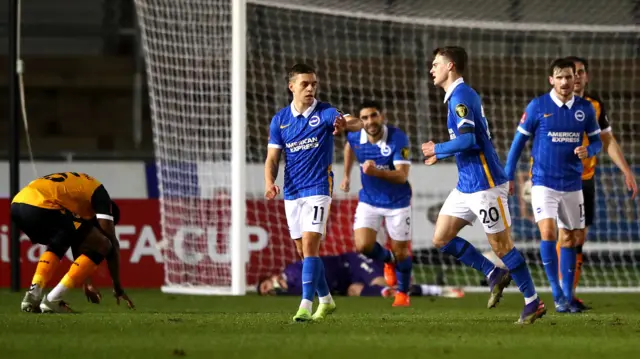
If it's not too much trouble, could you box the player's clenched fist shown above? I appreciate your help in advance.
[362,160,377,175]
[264,183,281,200]
[340,177,350,192]
[422,141,436,157]
[574,146,588,159]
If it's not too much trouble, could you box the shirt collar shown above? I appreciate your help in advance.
[443,78,465,103]
[290,99,318,118]
[360,125,388,145]
[549,90,575,109]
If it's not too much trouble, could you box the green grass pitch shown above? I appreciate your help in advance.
[1,290,639,359]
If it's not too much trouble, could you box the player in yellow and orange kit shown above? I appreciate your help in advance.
[10,172,134,313]
[557,56,638,310]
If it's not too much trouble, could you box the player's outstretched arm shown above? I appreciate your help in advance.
[422,132,476,159]
[341,142,355,192]
[601,132,637,199]
[264,147,282,199]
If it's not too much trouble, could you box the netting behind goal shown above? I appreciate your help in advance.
[135,0,640,293]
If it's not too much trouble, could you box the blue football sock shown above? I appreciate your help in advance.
[501,247,536,299]
[365,242,393,263]
[395,256,413,293]
[540,240,563,302]
[560,247,577,301]
[440,236,495,276]
[315,259,331,300]
[301,257,320,302]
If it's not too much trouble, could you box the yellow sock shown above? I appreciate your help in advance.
[48,255,99,302]
[30,251,60,294]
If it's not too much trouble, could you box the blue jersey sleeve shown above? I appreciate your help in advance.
[584,104,601,137]
[517,99,539,137]
[392,132,411,165]
[583,104,602,157]
[451,95,475,134]
[268,115,283,148]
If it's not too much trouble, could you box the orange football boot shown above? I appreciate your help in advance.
[392,291,410,307]
[384,263,397,287]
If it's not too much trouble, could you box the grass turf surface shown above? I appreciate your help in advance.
[1,290,639,359]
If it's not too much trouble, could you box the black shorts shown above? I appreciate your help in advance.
[582,178,595,227]
[10,203,91,251]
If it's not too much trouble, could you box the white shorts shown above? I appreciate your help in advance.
[530,185,585,230]
[284,195,332,239]
[439,183,511,234]
[353,202,412,241]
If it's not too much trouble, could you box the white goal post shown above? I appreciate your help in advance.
[135,0,640,295]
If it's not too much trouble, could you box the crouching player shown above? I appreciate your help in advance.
[341,101,413,307]
[11,172,133,313]
[258,252,464,299]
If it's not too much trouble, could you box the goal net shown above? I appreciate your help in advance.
[135,0,640,294]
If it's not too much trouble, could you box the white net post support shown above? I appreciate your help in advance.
[231,0,248,296]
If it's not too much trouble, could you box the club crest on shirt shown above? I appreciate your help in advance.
[401,147,409,160]
[574,110,585,122]
[309,115,321,127]
[380,145,392,156]
[455,104,468,118]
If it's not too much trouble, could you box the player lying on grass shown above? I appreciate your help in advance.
[505,58,602,313]
[341,100,414,307]
[422,46,544,324]
[11,172,134,313]
[264,63,362,322]
[257,252,464,299]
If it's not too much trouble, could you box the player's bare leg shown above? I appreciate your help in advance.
[433,215,509,308]
[390,239,411,307]
[487,229,546,324]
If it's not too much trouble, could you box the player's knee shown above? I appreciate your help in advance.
[432,231,455,249]
[301,232,322,257]
[538,226,557,241]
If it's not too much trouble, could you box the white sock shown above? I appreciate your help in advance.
[46,282,70,302]
[525,294,538,305]
[299,299,313,312]
[29,284,43,298]
[421,284,442,296]
[319,294,333,304]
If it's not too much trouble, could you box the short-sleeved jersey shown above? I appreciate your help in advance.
[11,172,111,220]
[518,91,601,192]
[581,94,611,180]
[268,99,342,200]
[444,79,508,193]
[283,255,350,295]
[346,125,412,209]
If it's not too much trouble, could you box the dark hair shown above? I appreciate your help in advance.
[288,63,316,82]
[433,46,468,75]
[549,58,576,76]
[565,56,589,73]
[359,100,382,113]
